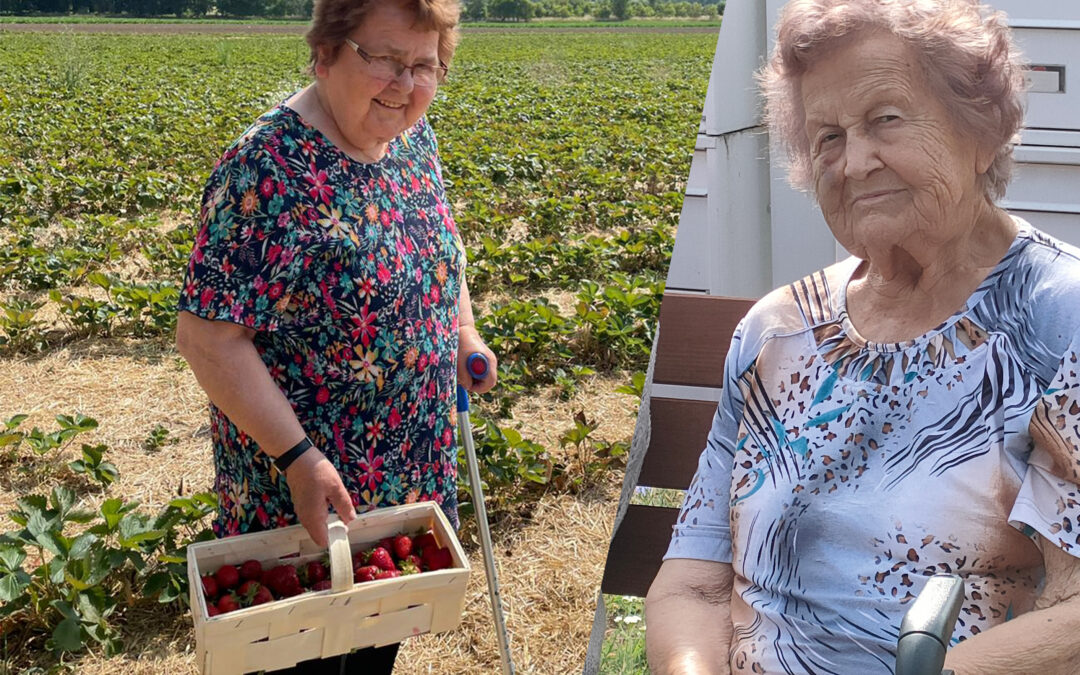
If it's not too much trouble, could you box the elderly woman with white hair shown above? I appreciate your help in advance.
[645,0,1080,673]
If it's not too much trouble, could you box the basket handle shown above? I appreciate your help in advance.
[327,516,353,593]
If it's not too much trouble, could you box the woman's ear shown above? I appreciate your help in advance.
[314,45,330,78]
[975,142,997,176]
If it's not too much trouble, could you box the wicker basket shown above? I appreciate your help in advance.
[186,502,469,675]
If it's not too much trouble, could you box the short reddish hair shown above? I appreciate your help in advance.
[305,0,461,75]
[759,0,1027,201]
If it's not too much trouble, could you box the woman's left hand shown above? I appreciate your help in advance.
[458,324,498,394]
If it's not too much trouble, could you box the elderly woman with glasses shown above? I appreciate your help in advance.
[645,0,1080,673]
[176,1,495,672]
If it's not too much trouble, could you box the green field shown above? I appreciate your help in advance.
[0,15,721,26]
[0,30,713,670]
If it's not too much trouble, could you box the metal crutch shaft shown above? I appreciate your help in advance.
[458,353,515,675]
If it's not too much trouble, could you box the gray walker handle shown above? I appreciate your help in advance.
[895,574,965,675]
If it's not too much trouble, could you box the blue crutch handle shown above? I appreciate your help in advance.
[457,353,490,413]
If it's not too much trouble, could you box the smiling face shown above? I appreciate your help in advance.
[314,2,440,157]
[801,31,995,259]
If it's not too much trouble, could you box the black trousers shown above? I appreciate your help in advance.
[262,642,400,674]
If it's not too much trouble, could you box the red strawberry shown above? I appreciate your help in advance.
[422,546,453,572]
[366,547,396,572]
[392,534,412,560]
[404,554,422,570]
[214,564,240,590]
[264,564,302,598]
[352,550,367,572]
[378,537,396,552]
[354,565,380,583]
[216,593,240,614]
[236,580,263,606]
[239,559,263,581]
[252,586,275,605]
[413,532,437,555]
[311,579,333,591]
[299,560,328,587]
[375,569,402,580]
[201,574,219,599]
[206,604,221,617]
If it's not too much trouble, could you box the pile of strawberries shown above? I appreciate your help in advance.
[201,530,455,617]
[350,531,453,583]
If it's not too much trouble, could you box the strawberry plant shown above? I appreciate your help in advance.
[0,487,216,656]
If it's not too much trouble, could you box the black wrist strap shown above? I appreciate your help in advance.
[273,437,313,473]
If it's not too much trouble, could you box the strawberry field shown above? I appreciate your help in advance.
[0,28,714,672]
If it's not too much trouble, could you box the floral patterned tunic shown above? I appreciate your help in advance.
[179,104,465,536]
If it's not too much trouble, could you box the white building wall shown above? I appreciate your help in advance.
[666,0,1080,299]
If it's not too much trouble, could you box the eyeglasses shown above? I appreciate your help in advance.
[344,39,447,88]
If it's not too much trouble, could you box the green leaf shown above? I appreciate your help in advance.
[52,616,84,653]
[50,486,76,517]
[68,532,98,560]
[0,544,26,571]
[3,414,29,430]
[0,570,31,602]
[35,530,70,558]
[99,498,125,531]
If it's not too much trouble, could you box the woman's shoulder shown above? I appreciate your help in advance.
[209,105,307,181]
[740,259,854,336]
[731,258,856,364]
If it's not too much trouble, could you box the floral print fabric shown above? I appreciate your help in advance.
[666,220,1080,673]
[180,104,465,536]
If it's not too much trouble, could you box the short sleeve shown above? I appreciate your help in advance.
[1009,331,1080,555]
[663,325,746,563]
[179,154,303,333]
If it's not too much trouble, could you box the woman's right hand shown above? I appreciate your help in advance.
[284,448,357,548]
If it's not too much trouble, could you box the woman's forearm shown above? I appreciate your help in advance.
[458,276,475,329]
[943,600,1080,674]
[176,313,306,457]
[646,560,735,675]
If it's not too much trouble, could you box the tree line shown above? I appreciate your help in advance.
[0,0,723,20]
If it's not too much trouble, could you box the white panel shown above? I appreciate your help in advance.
[991,0,1080,25]
[1011,28,1080,130]
[1009,210,1080,248]
[1002,154,1080,214]
[686,146,710,196]
[667,194,711,293]
[768,166,837,289]
[705,0,768,136]
[1020,129,1080,147]
[706,130,773,298]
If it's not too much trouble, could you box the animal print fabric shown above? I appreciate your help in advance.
[665,219,1080,673]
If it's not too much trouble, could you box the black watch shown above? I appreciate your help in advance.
[273,437,313,473]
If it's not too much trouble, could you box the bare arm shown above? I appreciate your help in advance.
[457,276,498,394]
[645,558,735,675]
[943,537,1080,674]
[175,311,355,546]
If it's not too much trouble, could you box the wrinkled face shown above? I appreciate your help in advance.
[316,2,440,152]
[801,32,993,258]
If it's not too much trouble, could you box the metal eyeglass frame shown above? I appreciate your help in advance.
[343,38,448,87]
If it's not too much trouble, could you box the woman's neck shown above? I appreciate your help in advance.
[288,84,386,164]
[845,206,1017,343]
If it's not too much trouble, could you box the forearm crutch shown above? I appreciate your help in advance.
[457,353,515,675]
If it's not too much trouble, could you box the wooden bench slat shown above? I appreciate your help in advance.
[638,397,717,490]
[600,504,680,597]
[653,294,755,388]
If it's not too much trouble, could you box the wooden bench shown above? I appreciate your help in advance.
[599,292,754,597]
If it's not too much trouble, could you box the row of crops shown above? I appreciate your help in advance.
[0,30,714,664]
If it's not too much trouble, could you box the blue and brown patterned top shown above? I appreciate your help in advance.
[179,104,465,536]
[666,219,1080,673]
